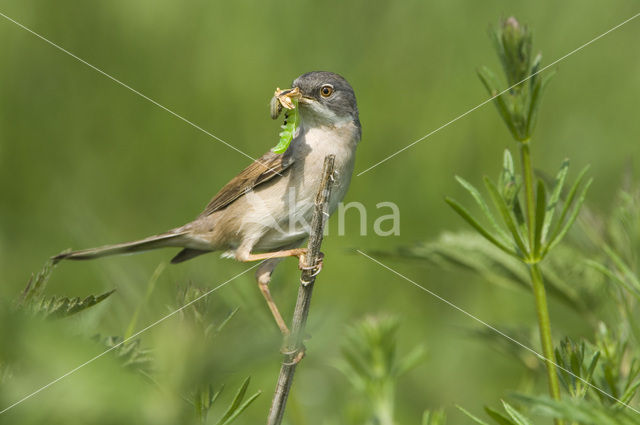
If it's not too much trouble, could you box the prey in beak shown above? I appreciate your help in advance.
[270,87,302,119]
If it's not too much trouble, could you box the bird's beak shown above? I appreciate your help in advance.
[298,95,315,105]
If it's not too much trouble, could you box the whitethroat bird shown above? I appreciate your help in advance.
[53,71,362,334]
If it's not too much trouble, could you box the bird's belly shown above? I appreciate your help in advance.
[252,203,314,250]
[218,123,357,255]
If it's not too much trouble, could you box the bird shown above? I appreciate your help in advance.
[53,71,362,335]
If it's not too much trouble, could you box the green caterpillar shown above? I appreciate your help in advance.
[271,96,299,154]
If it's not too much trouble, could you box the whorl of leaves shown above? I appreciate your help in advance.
[17,260,115,319]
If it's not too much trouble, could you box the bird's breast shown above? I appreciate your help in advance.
[249,121,359,251]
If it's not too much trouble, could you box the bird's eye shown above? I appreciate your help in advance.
[320,85,334,97]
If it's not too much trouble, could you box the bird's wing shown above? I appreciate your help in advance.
[198,149,294,217]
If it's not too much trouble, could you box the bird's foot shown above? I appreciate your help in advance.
[281,344,306,365]
[298,251,324,276]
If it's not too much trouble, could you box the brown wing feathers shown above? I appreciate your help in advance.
[198,150,293,217]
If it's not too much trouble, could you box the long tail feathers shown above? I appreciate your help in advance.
[52,231,189,264]
[170,248,211,264]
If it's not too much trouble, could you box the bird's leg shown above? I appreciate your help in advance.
[242,248,324,273]
[237,248,324,336]
[255,258,289,335]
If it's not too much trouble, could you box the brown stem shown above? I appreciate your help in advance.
[266,155,336,425]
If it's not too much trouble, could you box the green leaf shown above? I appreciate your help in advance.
[498,150,514,194]
[502,401,533,425]
[586,350,602,384]
[494,94,519,141]
[215,307,240,334]
[544,165,590,254]
[477,67,519,140]
[546,177,593,254]
[216,377,251,425]
[515,394,639,425]
[99,336,153,372]
[455,175,510,243]
[584,259,639,298]
[218,391,261,425]
[477,66,503,96]
[194,384,220,422]
[542,159,569,243]
[485,406,516,425]
[456,405,492,425]
[422,409,447,425]
[126,262,165,339]
[445,197,518,258]
[621,378,640,405]
[526,69,554,137]
[395,345,426,377]
[483,177,528,257]
[528,53,542,91]
[36,290,116,319]
[533,180,547,258]
[603,245,640,295]
[18,260,54,305]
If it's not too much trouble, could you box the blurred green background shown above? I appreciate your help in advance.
[1,1,639,424]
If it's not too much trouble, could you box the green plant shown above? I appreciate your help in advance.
[445,18,592,412]
[458,401,536,425]
[554,338,600,401]
[338,315,425,425]
[422,409,446,425]
[16,260,115,319]
[3,261,260,424]
[192,377,261,425]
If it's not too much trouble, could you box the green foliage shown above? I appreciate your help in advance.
[478,17,554,142]
[586,179,640,302]
[17,260,115,319]
[457,401,535,425]
[555,338,600,400]
[338,315,425,425]
[175,282,240,338]
[30,291,115,319]
[446,150,592,265]
[422,409,446,425]
[2,5,639,424]
[515,395,640,425]
[388,231,600,314]
[590,324,640,408]
[192,378,261,425]
[99,335,153,373]
[4,260,259,425]
[462,394,639,425]
[393,176,640,423]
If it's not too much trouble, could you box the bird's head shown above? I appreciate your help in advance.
[290,71,359,128]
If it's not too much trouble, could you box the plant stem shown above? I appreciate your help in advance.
[266,155,336,425]
[529,263,562,402]
[520,141,536,259]
[520,142,563,424]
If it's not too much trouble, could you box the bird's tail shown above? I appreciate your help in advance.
[52,230,189,263]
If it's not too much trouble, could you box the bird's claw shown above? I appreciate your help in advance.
[281,345,306,365]
[298,252,324,274]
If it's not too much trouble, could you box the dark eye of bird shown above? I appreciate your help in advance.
[320,85,333,97]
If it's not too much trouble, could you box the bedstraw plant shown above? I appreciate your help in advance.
[445,17,591,413]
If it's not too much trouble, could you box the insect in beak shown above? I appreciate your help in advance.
[270,87,302,119]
